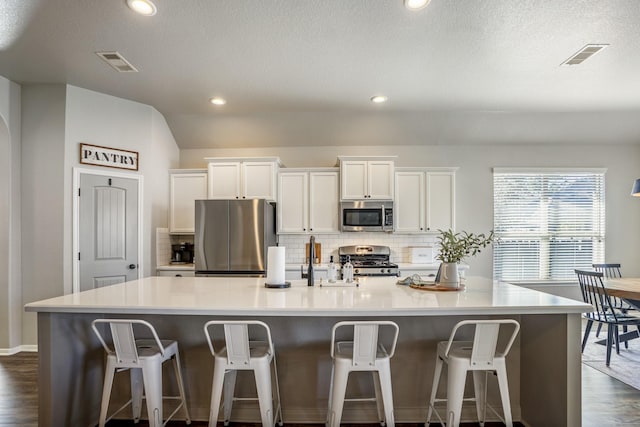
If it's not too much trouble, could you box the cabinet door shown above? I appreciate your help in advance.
[394,171,425,232]
[340,160,368,200]
[169,172,208,233]
[367,160,394,200]
[426,172,455,231]
[243,161,277,201]
[309,171,339,233]
[208,162,241,199]
[278,172,308,233]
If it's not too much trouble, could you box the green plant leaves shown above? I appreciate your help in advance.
[435,229,495,263]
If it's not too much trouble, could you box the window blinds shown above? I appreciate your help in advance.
[493,169,605,281]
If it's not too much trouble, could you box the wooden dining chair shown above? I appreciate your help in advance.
[575,270,640,366]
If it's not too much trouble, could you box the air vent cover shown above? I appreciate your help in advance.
[96,51,139,72]
[561,44,609,66]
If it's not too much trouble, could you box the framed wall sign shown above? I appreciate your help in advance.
[79,143,139,171]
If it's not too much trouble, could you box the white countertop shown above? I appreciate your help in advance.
[157,263,461,272]
[25,276,591,316]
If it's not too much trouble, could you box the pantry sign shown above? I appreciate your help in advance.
[79,143,139,171]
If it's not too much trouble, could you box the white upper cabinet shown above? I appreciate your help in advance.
[206,157,280,202]
[169,169,208,234]
[394,171,425,232]
[394,168,456,233]
[339,156,395,200]
[278,169,339,234]
[309,171,340,233]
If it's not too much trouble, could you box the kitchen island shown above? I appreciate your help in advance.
[26,276,590,426]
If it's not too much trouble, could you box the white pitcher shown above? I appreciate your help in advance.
[438,262,460,288]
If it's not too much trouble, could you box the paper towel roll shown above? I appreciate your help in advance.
[266,246,286,285]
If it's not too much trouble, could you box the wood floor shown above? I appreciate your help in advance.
[1,352,638,426]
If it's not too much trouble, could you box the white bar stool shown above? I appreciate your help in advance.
[91,319,191,427]
[426,319,520,427]
[327,320,399,427]
[203,320,283,427]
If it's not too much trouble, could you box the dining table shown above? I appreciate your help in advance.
[603,277,640,310]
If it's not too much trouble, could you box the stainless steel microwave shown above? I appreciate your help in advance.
[340,201,393,232]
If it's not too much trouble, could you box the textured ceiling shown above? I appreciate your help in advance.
[2,0,640,148]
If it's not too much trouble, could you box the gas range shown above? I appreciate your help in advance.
[338,245,399,277]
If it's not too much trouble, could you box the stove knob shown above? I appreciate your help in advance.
[355,269,360,275]
[381,268,385,274]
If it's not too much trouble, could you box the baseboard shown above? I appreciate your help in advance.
[0,344,38,355]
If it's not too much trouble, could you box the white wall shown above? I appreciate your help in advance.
[0,76,22,352]
[18,84,180,346]
[182,143,640,278]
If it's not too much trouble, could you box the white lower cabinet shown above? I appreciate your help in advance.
[394,168,456,233]
[156,270,195,277]
[278,169,339,234]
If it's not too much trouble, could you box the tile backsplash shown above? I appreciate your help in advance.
[277,233,438,264]
[156,228,438,266]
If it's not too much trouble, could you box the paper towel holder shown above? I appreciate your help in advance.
[264,281,291,289]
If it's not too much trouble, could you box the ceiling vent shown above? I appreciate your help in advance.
[96,51,139,72]
[561,44,609,66]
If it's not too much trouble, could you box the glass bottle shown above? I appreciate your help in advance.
[327,255,338,283]
[343,255,354,283]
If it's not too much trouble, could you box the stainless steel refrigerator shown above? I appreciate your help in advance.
[194,199,276,277]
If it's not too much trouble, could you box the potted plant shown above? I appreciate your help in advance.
[435,229,495,287]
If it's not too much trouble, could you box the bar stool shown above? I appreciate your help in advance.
[426,319,520,427]
[327,320,399,427]
[91,319,191,427]
[203,320,283,427]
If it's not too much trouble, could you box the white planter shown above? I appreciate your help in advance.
[437,262,460,288]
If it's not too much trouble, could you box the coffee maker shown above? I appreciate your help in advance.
[171,242,194,264]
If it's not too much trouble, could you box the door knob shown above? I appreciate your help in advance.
[128,264,136,270]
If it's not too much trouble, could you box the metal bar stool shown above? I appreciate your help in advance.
[327,320,399,427]
[203,320,283,427]
[426,319,520,427]
[91,319,191,427]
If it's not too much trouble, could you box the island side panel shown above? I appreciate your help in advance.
[38,312,107,427]
[520,313,582,427]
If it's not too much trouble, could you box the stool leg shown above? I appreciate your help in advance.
[222,369,237,425]
[271,355,284,426]
[141,360,164,427]
[446,359,467,427]
[172,353,192,424]
[472,370,488,427]
[328,364,349,427]
[495,362,513,427]
[425,355,443,426]
[254,360,275,427]
[209,358,226,427]
[326,365,335,427]
[98,357,116,427]
[130,367,144,423]
[372,371,385,425]
[377,361,395,427]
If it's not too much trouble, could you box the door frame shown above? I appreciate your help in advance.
[72,167,144,293]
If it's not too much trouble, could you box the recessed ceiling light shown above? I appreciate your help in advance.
[126,0,157,16]
[209,97,227,106]
[404,0,431,11]
[370,95,388,104]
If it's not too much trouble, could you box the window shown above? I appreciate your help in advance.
[493,168,605,281]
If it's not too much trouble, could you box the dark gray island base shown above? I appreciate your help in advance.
[27,276,589,426]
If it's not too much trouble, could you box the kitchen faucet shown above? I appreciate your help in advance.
[308,235,315,286]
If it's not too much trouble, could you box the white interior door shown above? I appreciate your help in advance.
[78,173,139,291]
